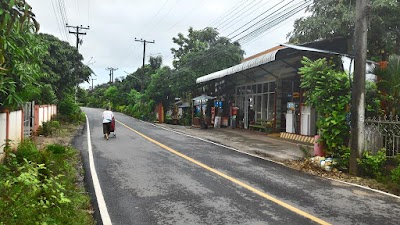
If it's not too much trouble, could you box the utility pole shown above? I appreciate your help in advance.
[134,38,155,92]
[91,78,96,90]
[350,0,369,175]
[66,24,90,50]
[106,67,118,83]
[66,24,89,103]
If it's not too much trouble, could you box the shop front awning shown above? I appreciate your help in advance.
[192,94,216,106]
[195,40,376,85]
[196,49,280,84]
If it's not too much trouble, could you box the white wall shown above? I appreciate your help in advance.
[9,110,22,149]
[0,113,7,154]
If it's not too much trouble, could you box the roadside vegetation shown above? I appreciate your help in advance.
[0,141,94,225]
[298,56,400,195]
[0,88,89,224]
[1,1,92,223]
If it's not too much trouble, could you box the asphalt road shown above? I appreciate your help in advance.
[75,107,400,225]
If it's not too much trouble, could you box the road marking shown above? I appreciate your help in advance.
[117,120,331,225]
[149,122,285,166]
[86,115,112,225]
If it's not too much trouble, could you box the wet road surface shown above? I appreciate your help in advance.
[75,107,400,225]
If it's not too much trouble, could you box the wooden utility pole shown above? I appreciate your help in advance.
[91,78,96,90]
[66,24,90,50]
[106,67,118,83]
[66,24,89,102]
[134,38,155,92]
[350,0,369,175]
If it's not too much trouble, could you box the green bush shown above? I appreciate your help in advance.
[38,120,61,136]
[47,144,67,154]
[14,140,41,164]
[57,96,85,123]
[0,141,94,225]
[357,149,387,178]
[299,57,351,156]
[391,165,400,185]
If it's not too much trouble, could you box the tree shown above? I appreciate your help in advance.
[144,66,173,109]
[170,27,244,97]
[288,0,400,60]
[37,33,93,100]
[374,54,400,116]
[0,0,45,109]
[149,56,162,70]
[171,27,219,68]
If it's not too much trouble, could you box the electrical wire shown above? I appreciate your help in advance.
[216,0,263,31]
[51,0,69,41]
[237,1,312,44]
[229,0,303,40]
[51,0,64,39]
[210,0,250,28]
[218,0,272,33]
[167,0,207,31]
[144,0,177,37]
[225,0,286,38]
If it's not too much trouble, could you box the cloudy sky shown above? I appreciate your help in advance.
[28,0,309,88]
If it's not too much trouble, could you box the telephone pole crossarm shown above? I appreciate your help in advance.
[66,24,90,50]
[134,38,155,92]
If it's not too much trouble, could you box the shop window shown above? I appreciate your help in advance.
[257,84,262,93]
[263,83,269,93]
[269,82,276,93]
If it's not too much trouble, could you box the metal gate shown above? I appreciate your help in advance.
[22,101,35,137]
[365,115,400,156]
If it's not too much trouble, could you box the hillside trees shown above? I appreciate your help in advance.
[288,0,400,60]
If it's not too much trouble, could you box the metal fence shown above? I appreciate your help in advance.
[22,101,35,137]
[364,115,400,156]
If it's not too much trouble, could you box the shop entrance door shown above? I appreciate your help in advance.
[243,95,254,129]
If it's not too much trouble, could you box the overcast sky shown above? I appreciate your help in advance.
[28,0,308,88]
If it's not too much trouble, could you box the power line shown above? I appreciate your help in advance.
[229,0,301,40]
[51,0,66,41]
[219,0,270,33]
[225,0,286,38]
[167,0,206,31]
[210,0,250,28]
[144,1,178,37]
[236,1,311,44]
[216,0,262,31]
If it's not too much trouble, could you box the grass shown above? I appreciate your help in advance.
[0,123,95,225]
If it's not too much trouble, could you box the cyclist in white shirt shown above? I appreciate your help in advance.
[102,106,114,140]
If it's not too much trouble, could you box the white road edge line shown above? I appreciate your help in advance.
[86,115,113,225]
[148,122,400,200]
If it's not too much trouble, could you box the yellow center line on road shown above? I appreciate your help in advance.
[117,120,331,225]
